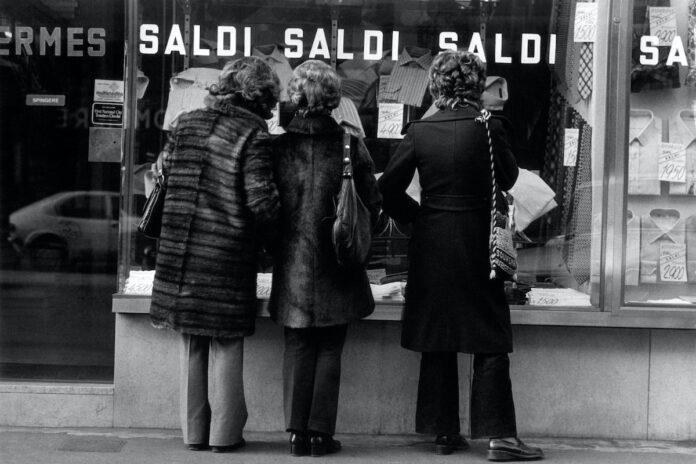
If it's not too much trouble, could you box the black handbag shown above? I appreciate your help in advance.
[475,109,517,281]
[138,170,166,239]
[332,132,372,269]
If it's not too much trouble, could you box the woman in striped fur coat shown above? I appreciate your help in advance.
[150,57,280,453]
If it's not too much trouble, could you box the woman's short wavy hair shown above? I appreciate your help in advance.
[208,56,280,119]
[288,60,341,116]
[429,50,486,110]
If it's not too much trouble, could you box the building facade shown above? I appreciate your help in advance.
[2,0,696,440]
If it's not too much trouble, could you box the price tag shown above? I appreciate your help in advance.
[573,2,598,43]
[649,7,678,46]
[658,142,686,183]
[563,128,579,167]
[659,243,687,282]
[267,103,285,135]
[377,103,405,139]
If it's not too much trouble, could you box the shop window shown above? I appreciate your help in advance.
[120,0,609,311]
[623,0,696,307]
[0,0,123,381]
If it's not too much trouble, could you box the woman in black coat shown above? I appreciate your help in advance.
[378,51,543,462]
[269,60,381,457]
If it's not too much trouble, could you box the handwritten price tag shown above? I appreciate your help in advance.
[659,142,686,183]
[649,7,677,46]
[267,103,285,135]
[660,243,687,282]
[563,128,579,167]
[377,103,405,139]
[574,2,598,43]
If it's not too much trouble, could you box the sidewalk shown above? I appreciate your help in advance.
[2,427,696,464]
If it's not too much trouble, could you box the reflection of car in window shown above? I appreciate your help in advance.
[7,191,126,271]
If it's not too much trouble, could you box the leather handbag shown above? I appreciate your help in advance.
[138,169,166,239]
[475,109,518,281]
[332,132,372,269]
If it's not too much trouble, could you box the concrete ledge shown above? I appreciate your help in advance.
[0,382,114,395]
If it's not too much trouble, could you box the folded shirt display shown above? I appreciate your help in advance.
[628,109,661,195]
[640,208,685,284]
[667,109,696,195]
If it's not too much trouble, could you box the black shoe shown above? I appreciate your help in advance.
[211,439,246,453]
[290,432,310,457]
[435,434,470,455]
[186,443,208,451]
[488,437,544,461]
[310,434,342,457]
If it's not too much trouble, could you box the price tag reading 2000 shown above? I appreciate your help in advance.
[660,243,687,283]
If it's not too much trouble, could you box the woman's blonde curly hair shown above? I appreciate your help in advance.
[208,56,280,119]
[429,50,486,110]
[288,60,341,116]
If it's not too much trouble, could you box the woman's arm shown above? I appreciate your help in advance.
[242,130,280,229]
[490,117,519,192]
[377,126,420,224]
[352,136,383,230]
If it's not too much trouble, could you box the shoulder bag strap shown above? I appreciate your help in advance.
[342,132,353,179]
[475,109,497,224]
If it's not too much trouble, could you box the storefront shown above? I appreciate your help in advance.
[2,0,696,440]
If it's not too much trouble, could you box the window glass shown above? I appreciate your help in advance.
[0,0,123,381]
[624,0,696,306]
[122,0,608,310]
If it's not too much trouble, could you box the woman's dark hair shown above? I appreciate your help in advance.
[287,60,341,116]
[208,56,280,119]
[429,50,486,110]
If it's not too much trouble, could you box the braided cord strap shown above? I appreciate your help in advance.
[475,109,516,280]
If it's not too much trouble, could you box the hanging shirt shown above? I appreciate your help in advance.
[338,55,379,111]
[162,67,221,131]
[332,97,365,138]
[687,214,696,282]
[385,47,433,107]
[628,109,661,195]
[667,110,696,195]
[253,44,294,101]
[626,210,641,286]
[640,209,685,283]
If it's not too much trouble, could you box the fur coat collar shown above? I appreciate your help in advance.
[204,94,268,130]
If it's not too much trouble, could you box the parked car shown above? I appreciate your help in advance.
[8,191,123,271]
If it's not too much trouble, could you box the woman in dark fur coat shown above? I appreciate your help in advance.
[378,51,543,462]
[269,60,381,457]
[150,57,280,453]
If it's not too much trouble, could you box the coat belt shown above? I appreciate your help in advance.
[421,194,489,211]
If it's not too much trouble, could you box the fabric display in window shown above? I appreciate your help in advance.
[377,76,399,103]
[575,1,595,100]
[162,68,222,130]
[566,121,593,286]
[551,0,573,87]
[626,210,641,286]
[631,0,680,92]
[252,44,294,101]
[338,53,379,110]
[687,214,696,282]
[628,109,662,195]
[640,208,685,283]
[686,0,696,86]
[667,110,696,195]
[565,0,582,103]
[540,85,569,237]
[385,47,433,107]
[332,97,365,138]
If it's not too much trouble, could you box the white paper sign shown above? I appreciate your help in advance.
[267,103,285,135]
[563,128,579,167]
[93,79,124,103]
[377,103,405,139]
[660,243,687,282]
[659,142,686,183]
[573,3,598,43]
[649,7,678,46]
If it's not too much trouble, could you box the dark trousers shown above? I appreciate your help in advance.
[283,324,348,436]
[416,352,517,439]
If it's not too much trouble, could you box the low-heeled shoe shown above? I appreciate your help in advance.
[186,443,208,451]
[310,435,342,457]
[488,437,544,461]
[290,432,310,457]
[211,439,246,453]
[435,434,470,455]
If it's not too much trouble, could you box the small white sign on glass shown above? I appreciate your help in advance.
[563,128,579,167]
[377,103,405,139]
[658,142,686,183]
[573,2,598,43]
[660,243,687,282]
[649,7,678,46]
